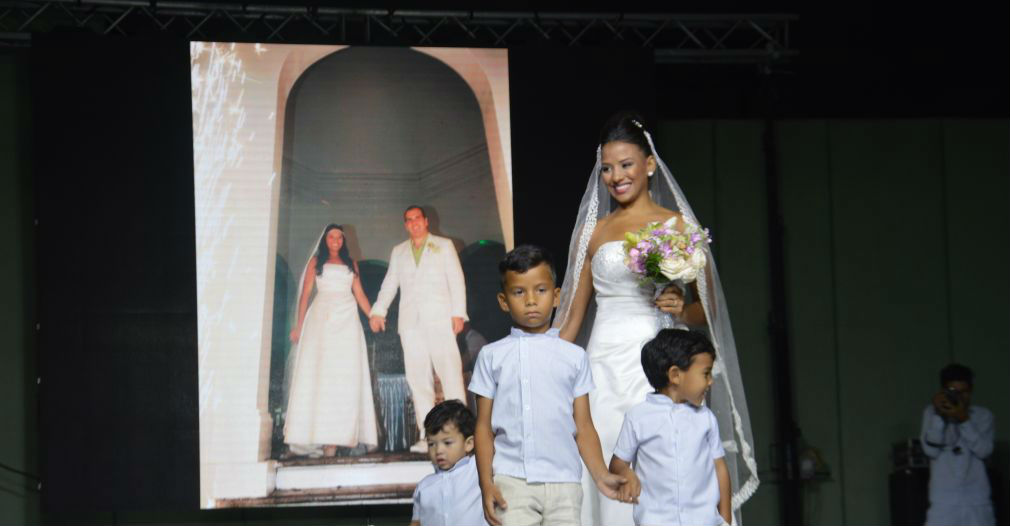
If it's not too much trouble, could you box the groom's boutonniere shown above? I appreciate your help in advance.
[426,241,440,254]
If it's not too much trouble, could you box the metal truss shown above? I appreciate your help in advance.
[0,0,796,63]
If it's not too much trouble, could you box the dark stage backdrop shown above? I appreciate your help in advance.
[34,34,654,513]
[33,35,199,512]
[509,46,656,281]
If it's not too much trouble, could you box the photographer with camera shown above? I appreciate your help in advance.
[920,363,995,525]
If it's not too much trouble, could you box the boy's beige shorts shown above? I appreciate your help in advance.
[493,474,583,526]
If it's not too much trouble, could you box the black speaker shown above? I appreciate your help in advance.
[890,467,929,526]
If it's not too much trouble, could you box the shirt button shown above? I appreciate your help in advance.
[524,405,530,411]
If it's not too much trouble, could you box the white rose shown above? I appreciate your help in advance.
[659,257,697,283]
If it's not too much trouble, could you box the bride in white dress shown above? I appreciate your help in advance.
[285,224,378,456]
[555,113,759,525]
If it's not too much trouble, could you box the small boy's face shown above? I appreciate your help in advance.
[426,422,474,471]
[670,352,714,406]
[497,262,560,333]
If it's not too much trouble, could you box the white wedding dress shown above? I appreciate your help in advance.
[580,218,679,526]
[284,263,378,449]
[562,125,759,524]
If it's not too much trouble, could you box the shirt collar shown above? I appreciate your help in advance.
[411,235,429,249]
[510,327,561,338]
[437,453,473,474]
[646,392,702,412]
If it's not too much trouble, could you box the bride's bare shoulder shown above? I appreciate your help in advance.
[595,214,613,231]
[650,208,684,229]
[586,215,614,256]
[654,207,681,221]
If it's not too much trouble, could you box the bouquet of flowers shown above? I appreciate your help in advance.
[623,220,712,288]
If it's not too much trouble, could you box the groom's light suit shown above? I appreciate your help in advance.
[371,234,468,432]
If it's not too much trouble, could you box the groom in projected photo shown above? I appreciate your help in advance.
[369,205,468,453]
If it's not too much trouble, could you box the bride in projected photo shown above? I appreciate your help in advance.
[284,223,378,457]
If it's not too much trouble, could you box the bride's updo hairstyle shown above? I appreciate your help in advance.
[599,110,652,158]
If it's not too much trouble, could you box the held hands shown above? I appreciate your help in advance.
[369,316,462,334]
[654,285,686,318]
[615,469,641,504]
[594,471,627,501]
[481,483,508,526]
[289,327,301,343]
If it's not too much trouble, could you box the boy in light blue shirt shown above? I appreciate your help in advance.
[469,245,623,526]
[411,399,487,526]
[609,329,732,526]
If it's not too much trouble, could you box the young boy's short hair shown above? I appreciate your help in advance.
[498,244,557,289]
[940,363,974,388]
[641,329,716,390]
[423,399,476,439]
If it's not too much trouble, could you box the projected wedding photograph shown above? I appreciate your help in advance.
[191,42,513,509]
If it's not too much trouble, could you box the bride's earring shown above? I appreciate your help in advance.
[648,171,655,178]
